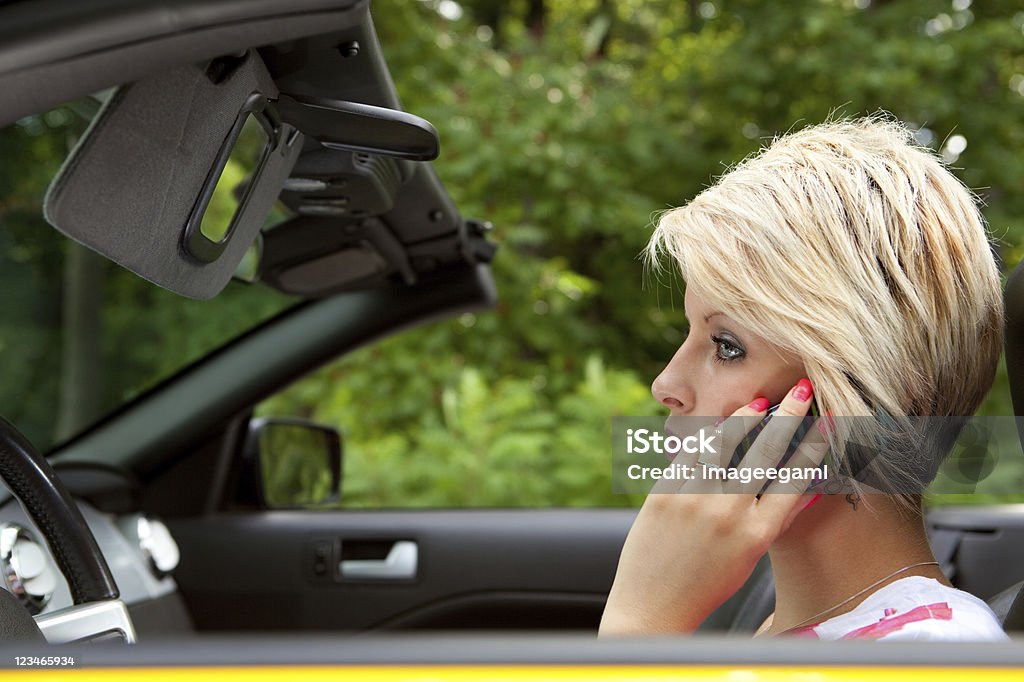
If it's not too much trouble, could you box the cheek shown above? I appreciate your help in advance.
[702,373,763,415]
[682,356,759,415]
[701,363,805,416]
[755,361,807,405]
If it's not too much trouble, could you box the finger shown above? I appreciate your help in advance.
[729,413,817,494]
[756,425,832,524]
[698,401,772,494]
[720,409,776,494]
[704,398,775,472]
[731,379,815,493]
[688,399,779,494]
[646,415,720,495]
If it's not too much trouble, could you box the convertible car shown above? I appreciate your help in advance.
[0,0,1023,679]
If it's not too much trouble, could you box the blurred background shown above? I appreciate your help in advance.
[1,0,1023,507]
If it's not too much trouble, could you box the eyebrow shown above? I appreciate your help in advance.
[682,307,726,324]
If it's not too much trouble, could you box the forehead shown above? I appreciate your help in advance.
[683,284,737,327]
[683,284,716,316]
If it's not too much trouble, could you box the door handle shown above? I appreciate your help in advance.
[339,540,417,580]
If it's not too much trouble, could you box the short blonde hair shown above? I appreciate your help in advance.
[647,115,1004,492]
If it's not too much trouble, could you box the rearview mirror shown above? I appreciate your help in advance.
[276,94,439,161]
[245,417,342,509]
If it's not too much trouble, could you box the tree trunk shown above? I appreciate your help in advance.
[526,0,545,40]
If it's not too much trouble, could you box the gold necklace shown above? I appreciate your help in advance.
[780,561,941,633]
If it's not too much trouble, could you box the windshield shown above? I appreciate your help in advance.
[0,95,295,452]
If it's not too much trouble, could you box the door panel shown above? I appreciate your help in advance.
[168,509,636,631]
[169,505,1024,634]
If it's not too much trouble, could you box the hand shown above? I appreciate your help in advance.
[598,378,830,636]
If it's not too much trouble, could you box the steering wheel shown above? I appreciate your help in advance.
[0,416,135,642]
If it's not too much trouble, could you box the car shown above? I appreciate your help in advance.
[0,0,1023,678]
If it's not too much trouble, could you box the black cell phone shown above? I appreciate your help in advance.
[726,399,820,470]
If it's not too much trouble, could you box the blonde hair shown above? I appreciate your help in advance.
[647,114,1004,494]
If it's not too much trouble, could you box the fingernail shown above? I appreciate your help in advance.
[792,378,813,402]
[803,493,824,510]
[713,416,726,427]
[748,397,771,412]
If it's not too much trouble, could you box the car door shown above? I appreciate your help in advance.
[141,270,634,631]
[150,322,637,630]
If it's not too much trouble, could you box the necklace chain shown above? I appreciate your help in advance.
[782,561,941,632]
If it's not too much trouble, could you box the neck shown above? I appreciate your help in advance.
[764,494,947,635]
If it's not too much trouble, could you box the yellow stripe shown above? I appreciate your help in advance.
[5,666,1024,681]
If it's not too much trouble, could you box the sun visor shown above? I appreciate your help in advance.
[43,52,303,300]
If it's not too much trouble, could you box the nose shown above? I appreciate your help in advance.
[651,352,690,411]
[651,372,684,409]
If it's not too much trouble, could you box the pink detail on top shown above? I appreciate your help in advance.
[788,625,820,638]
[839,602,952,639]
[786,601,954,640]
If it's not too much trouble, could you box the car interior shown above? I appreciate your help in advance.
[0,0,1023,669]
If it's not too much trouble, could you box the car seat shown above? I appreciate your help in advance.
[993,257,1024,631]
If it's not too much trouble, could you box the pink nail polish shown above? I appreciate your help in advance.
[792,378,813,402]
[748,397,771,412]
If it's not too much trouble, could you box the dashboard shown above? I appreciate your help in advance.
[0,462,192,640]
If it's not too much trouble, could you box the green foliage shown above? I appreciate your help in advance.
[259,347,655,508]
[263,0,1024,508]
[4,0,1024,508]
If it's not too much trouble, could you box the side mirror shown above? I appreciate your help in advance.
[244,417,342,508]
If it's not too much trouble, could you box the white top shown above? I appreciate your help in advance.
[789,576,1008,641]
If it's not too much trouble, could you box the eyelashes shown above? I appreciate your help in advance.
[678,324,746,364]
[711,334,745,364]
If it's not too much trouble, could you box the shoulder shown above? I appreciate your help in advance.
[813,577,1008,642]
[873,578,1007,642]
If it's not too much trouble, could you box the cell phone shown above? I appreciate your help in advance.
[726,398,821,470]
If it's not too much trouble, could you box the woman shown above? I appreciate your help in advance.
[599,116,1008,640]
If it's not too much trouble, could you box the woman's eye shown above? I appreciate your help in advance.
[711,335,744,363]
